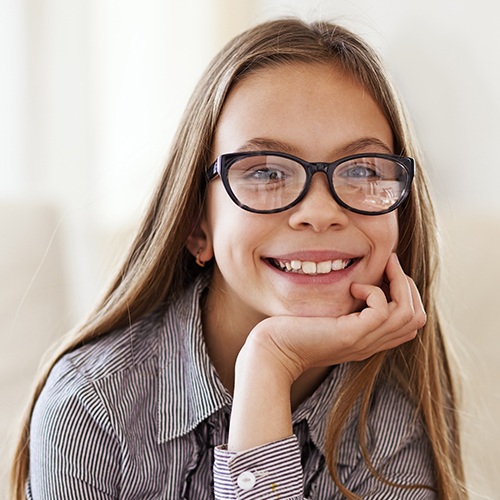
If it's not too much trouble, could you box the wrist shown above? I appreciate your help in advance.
[228,325,295,451]
[238,337,288,384]
[237,318,305,384]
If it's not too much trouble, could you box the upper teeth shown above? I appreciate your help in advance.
[275,258,351,275]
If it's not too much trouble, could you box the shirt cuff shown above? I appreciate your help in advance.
[213,435,304,500]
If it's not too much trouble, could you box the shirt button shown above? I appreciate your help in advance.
[237,471,256,490]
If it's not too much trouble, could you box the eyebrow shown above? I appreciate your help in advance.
[338,137,393,156]
[235,138,301,155]
[234,136,393,158]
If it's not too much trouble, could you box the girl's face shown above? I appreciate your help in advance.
[198,62,398,331]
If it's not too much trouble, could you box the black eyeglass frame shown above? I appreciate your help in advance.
[205,151,415,216]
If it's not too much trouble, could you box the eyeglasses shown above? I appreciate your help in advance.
[205,151,414,216]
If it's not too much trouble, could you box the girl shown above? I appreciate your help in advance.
[11,18,467,499]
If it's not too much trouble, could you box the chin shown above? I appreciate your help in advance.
[283,298,362,318]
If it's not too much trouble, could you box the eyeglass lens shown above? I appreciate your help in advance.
[226,154,409,213]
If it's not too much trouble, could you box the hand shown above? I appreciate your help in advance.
[242,253,426,384]
[228,253,426,451]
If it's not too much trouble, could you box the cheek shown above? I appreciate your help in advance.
[375,216,399,277]
[373,212,399,248]
[388,216,399,251]
[357,212,399,271]
[204,182,237,230]
[204,185,262,261]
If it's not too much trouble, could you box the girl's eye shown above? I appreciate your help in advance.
[339,163,379,179]
[246,165,288,182]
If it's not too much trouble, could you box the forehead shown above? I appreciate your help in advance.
[213,62,394,160]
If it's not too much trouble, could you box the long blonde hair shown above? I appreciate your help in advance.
[11,18,467,499]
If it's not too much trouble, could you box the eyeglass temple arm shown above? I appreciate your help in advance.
[205,160,219,181]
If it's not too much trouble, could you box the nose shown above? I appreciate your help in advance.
[288,173,350,231]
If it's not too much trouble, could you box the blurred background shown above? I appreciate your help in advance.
[1,0,498,497]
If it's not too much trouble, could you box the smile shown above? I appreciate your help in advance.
[269,258,354,275]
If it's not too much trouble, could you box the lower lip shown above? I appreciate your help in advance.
[263,258,359,285]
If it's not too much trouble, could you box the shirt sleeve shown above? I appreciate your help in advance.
[27,357,121,499]
[213,436,304,500]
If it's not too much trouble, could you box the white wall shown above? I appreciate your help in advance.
[1,0,254,319]
[254,0,500,211]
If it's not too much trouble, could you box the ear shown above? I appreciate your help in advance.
[186,216,214,264]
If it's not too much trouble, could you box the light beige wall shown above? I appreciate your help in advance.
[438,206,499,499]
[0,200,69,494]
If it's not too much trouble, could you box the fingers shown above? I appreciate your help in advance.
[385,253,426,331]
[347,253,426,357]
[404,275,427,332]
[248,253,427,377]
[382,253,411,307]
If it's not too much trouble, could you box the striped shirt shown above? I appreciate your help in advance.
[27,274,436,499]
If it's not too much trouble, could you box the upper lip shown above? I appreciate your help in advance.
[264,250,361,262]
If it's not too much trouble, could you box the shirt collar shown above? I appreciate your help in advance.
[156,272,349,452]
[157,273,232,443]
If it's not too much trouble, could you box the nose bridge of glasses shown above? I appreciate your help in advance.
[305,162,336,199]
[302,162,338,203]
[291,162,349,227]
[306,161,330,175]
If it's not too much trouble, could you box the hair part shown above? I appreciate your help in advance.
[11,18,467,499]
